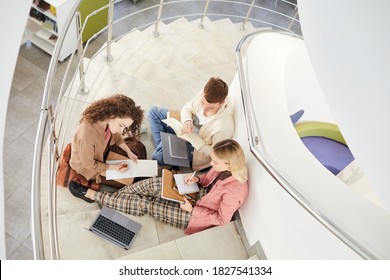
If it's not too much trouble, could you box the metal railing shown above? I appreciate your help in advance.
[31,0,300,259]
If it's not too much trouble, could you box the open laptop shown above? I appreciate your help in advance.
[161,132,190,167]
[89,206,141,250]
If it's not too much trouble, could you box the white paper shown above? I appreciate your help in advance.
[162,118,205,150]
[173,173,200,194]
[162,118,184,135]
[105,159,157,179]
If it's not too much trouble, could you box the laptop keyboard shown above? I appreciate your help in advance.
[93,215,136,246]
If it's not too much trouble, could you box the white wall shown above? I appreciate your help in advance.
[0,1,32,259]
[298,0,390,211]
[233,32,390,259]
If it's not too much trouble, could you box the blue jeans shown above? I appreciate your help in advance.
[148,106,193,166]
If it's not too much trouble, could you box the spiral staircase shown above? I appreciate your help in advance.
[29,0,390,261]
[39,14,267,260]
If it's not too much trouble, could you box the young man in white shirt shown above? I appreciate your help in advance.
[148,77,234,171]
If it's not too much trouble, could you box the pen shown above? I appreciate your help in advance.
[119,163,128,170]
[186,171,196,185]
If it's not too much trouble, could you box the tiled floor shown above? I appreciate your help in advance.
[4,0,298,259]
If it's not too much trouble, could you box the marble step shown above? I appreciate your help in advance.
[116,221,248,260]
[134,22,200,65]
[114,29,155,54]
[66,56,194,110]
[134,19,235,84]
[247,254,260,260]
[41,207,186,260]
[168,17,237,63]
[88,32,203,97]
[90,18,238,95]
[41,204,247,260]
[189,18,245,57]
[151,19,232,85]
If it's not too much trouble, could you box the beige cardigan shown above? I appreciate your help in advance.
[181,90,235,171]
[70,121,125,183]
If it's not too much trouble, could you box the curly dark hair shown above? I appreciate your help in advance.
[81,94,144,136]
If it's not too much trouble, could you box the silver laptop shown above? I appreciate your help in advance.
[168,134,188,159]
[161,132,190,167]
[89,206,141,250]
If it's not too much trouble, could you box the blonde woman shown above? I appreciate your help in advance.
[69,139,248,235]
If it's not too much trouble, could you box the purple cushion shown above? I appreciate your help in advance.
[301,136,355,175]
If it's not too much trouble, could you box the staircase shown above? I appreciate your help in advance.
[40,17,260,260]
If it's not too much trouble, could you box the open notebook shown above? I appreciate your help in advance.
[161,169,198,205]
[89,206,141,250]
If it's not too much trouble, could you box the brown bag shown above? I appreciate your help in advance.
[56,143,99,190]
[111,136,147,160]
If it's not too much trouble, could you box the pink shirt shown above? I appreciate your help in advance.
[184,167,249,235]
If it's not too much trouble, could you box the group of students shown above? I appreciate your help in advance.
[67,77,249,235]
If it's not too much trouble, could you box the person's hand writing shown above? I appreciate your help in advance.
[184,172,197,185]
[183,120,194,134]
[180,197,193,213]
[109,162,128,172]
[118,162,128,172]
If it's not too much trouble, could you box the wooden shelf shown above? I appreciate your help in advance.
[25,23,55,55]
[28,17,58,36]
[31,3,57,21]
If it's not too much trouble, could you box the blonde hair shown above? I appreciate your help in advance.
[212,139,248,183]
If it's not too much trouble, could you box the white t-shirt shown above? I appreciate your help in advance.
[193,108,213,133]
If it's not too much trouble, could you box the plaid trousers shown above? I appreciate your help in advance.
[94,177,198,230]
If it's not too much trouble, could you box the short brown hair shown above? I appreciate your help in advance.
[203,77,228,104]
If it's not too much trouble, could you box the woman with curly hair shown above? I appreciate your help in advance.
[69,94,146,190]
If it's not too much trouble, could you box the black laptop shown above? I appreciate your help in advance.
[89,206,141,250]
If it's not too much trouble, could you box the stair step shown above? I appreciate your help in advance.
[116,222,248,260]
[166,17,235,60]
[115,29,153,52]
[247,254,260,260]
[136,28,200,65]
[159,55,211,90]
[133,59,200,98]
[67,56,192,109]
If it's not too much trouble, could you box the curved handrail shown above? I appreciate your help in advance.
[31,0,84,260]
[31,0,301,259]
[235,29,378,260]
